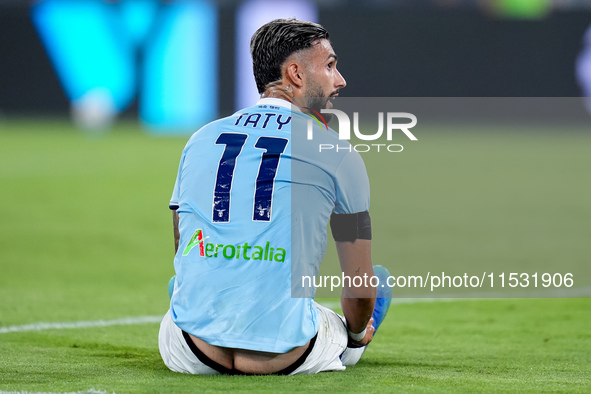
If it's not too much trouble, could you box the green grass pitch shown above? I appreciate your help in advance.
[0,119,589,393]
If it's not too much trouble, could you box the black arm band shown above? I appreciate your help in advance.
[330,211,372,242]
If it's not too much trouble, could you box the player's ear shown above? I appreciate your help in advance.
[285,62,304,89]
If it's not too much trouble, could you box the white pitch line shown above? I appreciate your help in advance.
[0,315,162,334]
[0,300,455,334]
[320,286,591,310]
[0,390,112,394]
[1,286,589,335]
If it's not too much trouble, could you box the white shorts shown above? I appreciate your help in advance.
[158,302,349,375]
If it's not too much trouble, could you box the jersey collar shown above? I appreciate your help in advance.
[256,98,303,113]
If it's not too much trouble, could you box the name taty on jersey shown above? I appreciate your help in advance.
[234,106,291,129]
[182,229,286,262]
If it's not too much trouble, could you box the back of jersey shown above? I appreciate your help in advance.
[169,98,370,353]
[170,99,317,353]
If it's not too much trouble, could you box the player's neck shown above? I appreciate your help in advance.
[261,82,295,103]
[261,82,315,112]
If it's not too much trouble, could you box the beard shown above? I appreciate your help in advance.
[304,83,333,123]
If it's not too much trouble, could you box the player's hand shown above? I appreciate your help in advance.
[347,317,375,348]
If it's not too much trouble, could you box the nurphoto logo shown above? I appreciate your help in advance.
[306,109,418,153]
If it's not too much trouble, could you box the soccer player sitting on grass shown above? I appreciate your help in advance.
[159,18,392,375]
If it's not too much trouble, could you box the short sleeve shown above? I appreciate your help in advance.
[333,151,370,214]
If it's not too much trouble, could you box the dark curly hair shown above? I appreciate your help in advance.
[250,18,330,94]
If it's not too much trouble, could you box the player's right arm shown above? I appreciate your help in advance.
[170,149,185,255]
[173,210,180,254]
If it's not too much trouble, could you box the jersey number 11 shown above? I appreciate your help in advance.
[213,132,288,223]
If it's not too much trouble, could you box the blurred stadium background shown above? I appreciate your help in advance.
[1,1,590,392]
[2,0,591,128]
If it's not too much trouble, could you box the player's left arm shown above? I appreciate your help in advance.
[332,150,374,346]
[336,237,376,347]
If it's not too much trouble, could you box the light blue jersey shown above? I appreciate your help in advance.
[169,98,370,353]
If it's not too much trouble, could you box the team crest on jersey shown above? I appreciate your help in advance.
[183,229,286,262]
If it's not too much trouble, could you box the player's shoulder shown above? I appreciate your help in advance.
[191,112,240,135]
